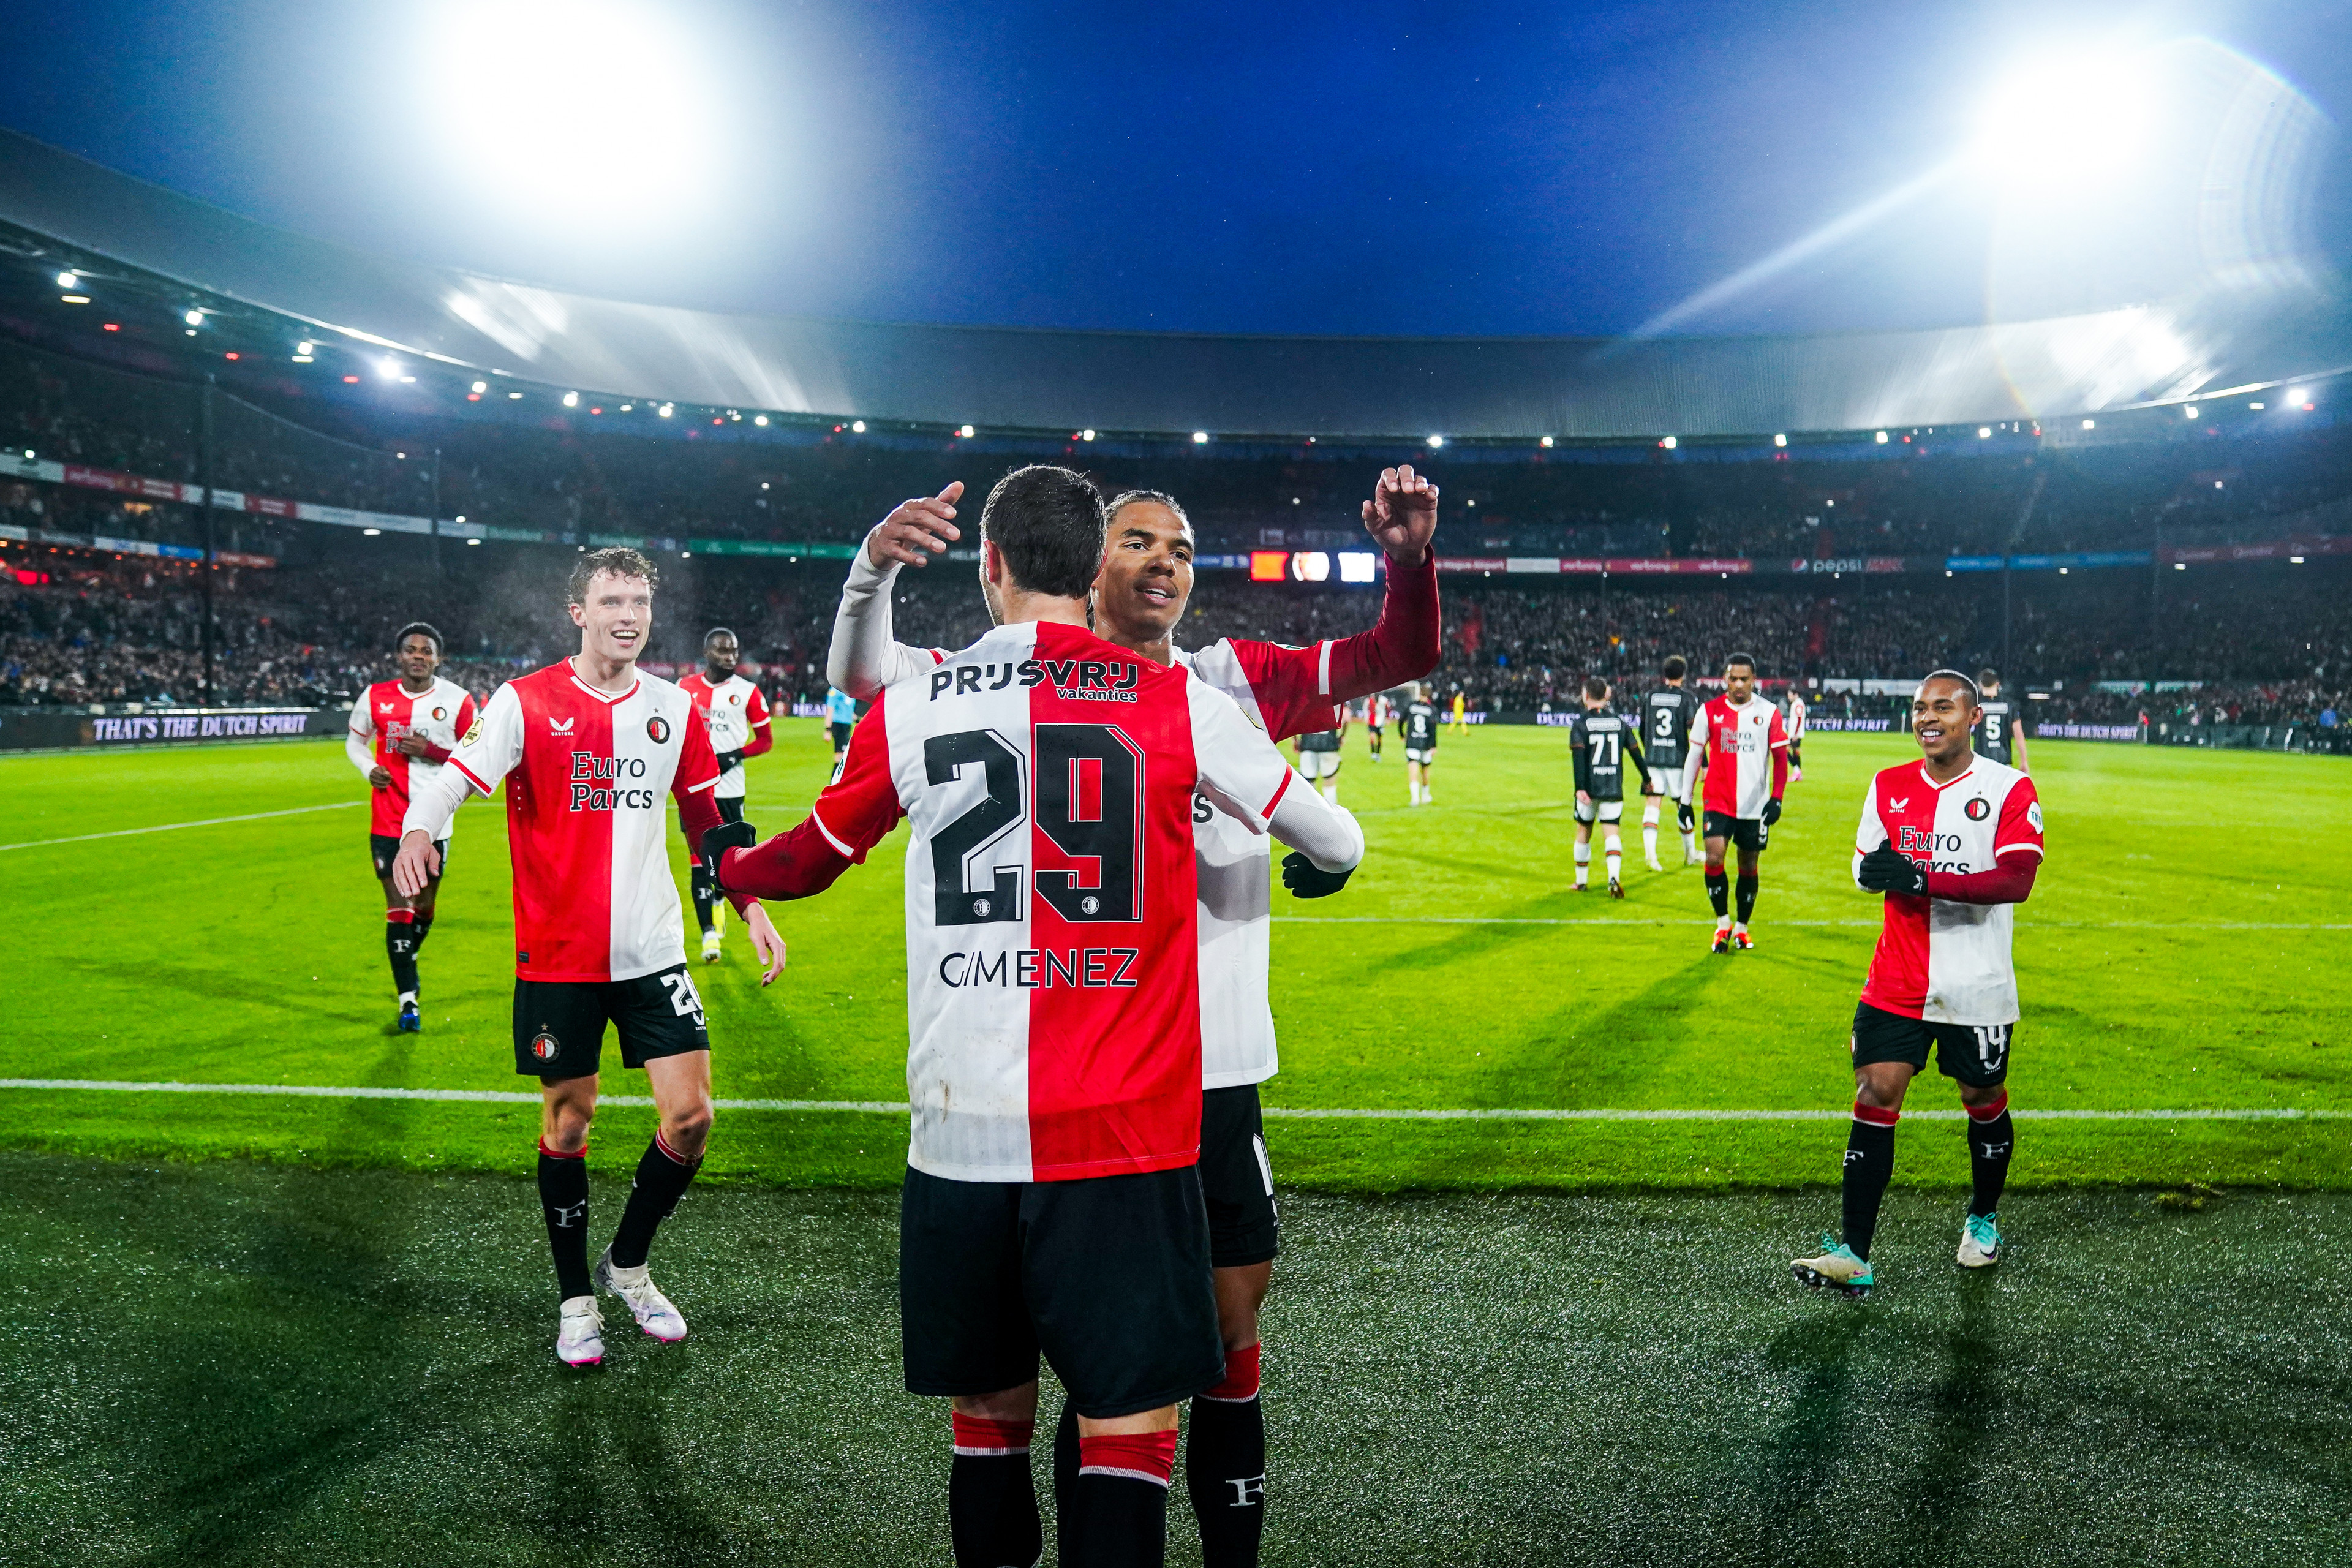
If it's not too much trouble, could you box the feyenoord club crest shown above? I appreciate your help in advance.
[432,706,447,722]
[646,715,671,744]
[1964,796,1991,821]
[531,1032,560,1062]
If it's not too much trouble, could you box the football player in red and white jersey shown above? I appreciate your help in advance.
[720,466,1368,1568]
[346,622,477,1034]
[392,549,785,1368]
[1684,652,1788,953]
[825,470,1438,1567]
[1791,670,2045,1297]
[679,627,774,963]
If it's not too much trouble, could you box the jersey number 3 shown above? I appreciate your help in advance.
[925,725,1144,927]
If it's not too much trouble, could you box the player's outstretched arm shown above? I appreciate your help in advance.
[1324,466,1441,702]
[718,702,905,900]
[829,485,962,699]
[1189,682,1365,873]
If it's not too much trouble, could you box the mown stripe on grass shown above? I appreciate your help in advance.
[0,801,358,852]
[3,1080,2344,1124]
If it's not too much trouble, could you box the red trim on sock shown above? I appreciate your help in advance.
[1078,1430,1178,1487]
[949,1412,1035,1456]
[386,909,417,924]
[1202,1341,1262,1402]
[538,1139,587,1159]
[653,1129,697,1166]
[1967,1090,2010,1123]
[1852,1101,1901,1128]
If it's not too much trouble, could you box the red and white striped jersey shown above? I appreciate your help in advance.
[404,661,726,982]
[736,619,1363,1184]
[1854,758,2045,1024]
[1785,692,1808,739]
[679,671,771,801]
[347,677,477,837]
[1692,695,1788,818]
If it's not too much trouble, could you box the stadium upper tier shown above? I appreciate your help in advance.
[4,129,2348,442]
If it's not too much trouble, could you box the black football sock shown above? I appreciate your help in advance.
[690,862,717,935]
[1054,1398,1082,1562]
[386,911,420,997]
[1967,1091,2015,1217]
[1842,1105,1898,1261]
[1735,873,1760,925]
[1189,1344,1267,1568]
[538,1140,593,1300]
[608,1131,699,1270]
[1073,1432,1175,1568]
[1705,869,1730,919]
[949,1414,1042,1568]
[410,908,435,952]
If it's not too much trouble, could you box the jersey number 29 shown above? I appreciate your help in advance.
[925,725,1144,927]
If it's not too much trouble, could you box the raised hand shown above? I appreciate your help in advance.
[1361,465,1438,565]
[865,481,964,568]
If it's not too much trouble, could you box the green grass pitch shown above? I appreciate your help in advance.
[1,720,2346,1191]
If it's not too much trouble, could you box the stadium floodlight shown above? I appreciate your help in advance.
[754,415,769,426]
[506,390,521,399]
[2248,401,2264,410]
[2082,418,2096,429]
[1338,552,1378,583]
[1970,50,2155,185]
[1978,426,1992,438]
[292,355,313,364]
[1774,434,1788,447]
[1875,431,1889,443]
[455,514,467,523]
[2290,554,2305,564]
[56,271,77,288]
[2184,405,2198,419]
[959,424,976,438]
[377,356,401,379]
[1540,436,1555,448]
[1427,435,1445,448]
[60,295,89,304]
[184,309,205,327]
[472,381,487,394]
[2174,561,2186,570]
[467,537,482,546]
[363,527,383,537]
[658,404,674,418]
[1659,435,1678,450]
[852,420,867,433]
[297,341,314,355]
[1193,431,1210,444]
[1079,428,1095,442]
[562,391,579,407]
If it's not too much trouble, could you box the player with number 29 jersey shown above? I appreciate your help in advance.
[721,619,1365,1183]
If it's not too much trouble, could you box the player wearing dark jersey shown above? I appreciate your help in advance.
[1568,677,1648,897]
[1640,655,1698,871]
[1402,685,1441,805]
[1294,707,1347,804]
[1972,668,2032,772]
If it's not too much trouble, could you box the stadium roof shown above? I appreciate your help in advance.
[2,128,2346,442]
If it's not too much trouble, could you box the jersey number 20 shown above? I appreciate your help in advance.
[925,725,1144,927]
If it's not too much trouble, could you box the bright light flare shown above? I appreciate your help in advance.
[1971,51,2155,184]
[426,2,726,228]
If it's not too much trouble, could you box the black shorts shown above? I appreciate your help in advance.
[1200,1084,1279,1268]
[1850,1000,2013,1088]
[1702,810,1770,853]
[714,795,745,827]
[370,834,447,879]
[513,964,710,1078]
[899,1164,1224,1420]
[830,720,853,750]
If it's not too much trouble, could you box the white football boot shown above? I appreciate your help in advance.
[557,1295,605,1366]
[700,929,723,964]
[595,1247,688,1342]
[1956,1212,2002,1269]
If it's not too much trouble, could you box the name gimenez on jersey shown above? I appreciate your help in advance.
[930,657,1142,704]
[938,946,1144,989]
[568,752,663,812]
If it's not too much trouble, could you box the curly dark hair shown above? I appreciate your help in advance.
[566,546,659,605]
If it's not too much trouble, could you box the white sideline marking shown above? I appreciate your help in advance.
[1,1080,2343,1123]
[1274,916,2351,932]
[0,801,356,853]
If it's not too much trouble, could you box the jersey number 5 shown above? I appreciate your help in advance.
[925,725,1144,927]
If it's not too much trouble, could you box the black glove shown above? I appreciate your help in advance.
[1676,801,1695,833]
[1281,851,1355,899]
[700,819,758,884]
[1760,796,1782,827]
[716,748,745,774]
[1857,842,1929,897]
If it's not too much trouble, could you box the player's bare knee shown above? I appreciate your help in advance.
[662,1097,714,1155]
[952,1381,1039,1423]
[1213,1261,1272,1349]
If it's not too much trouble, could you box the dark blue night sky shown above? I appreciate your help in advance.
[4,1,2347,337]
